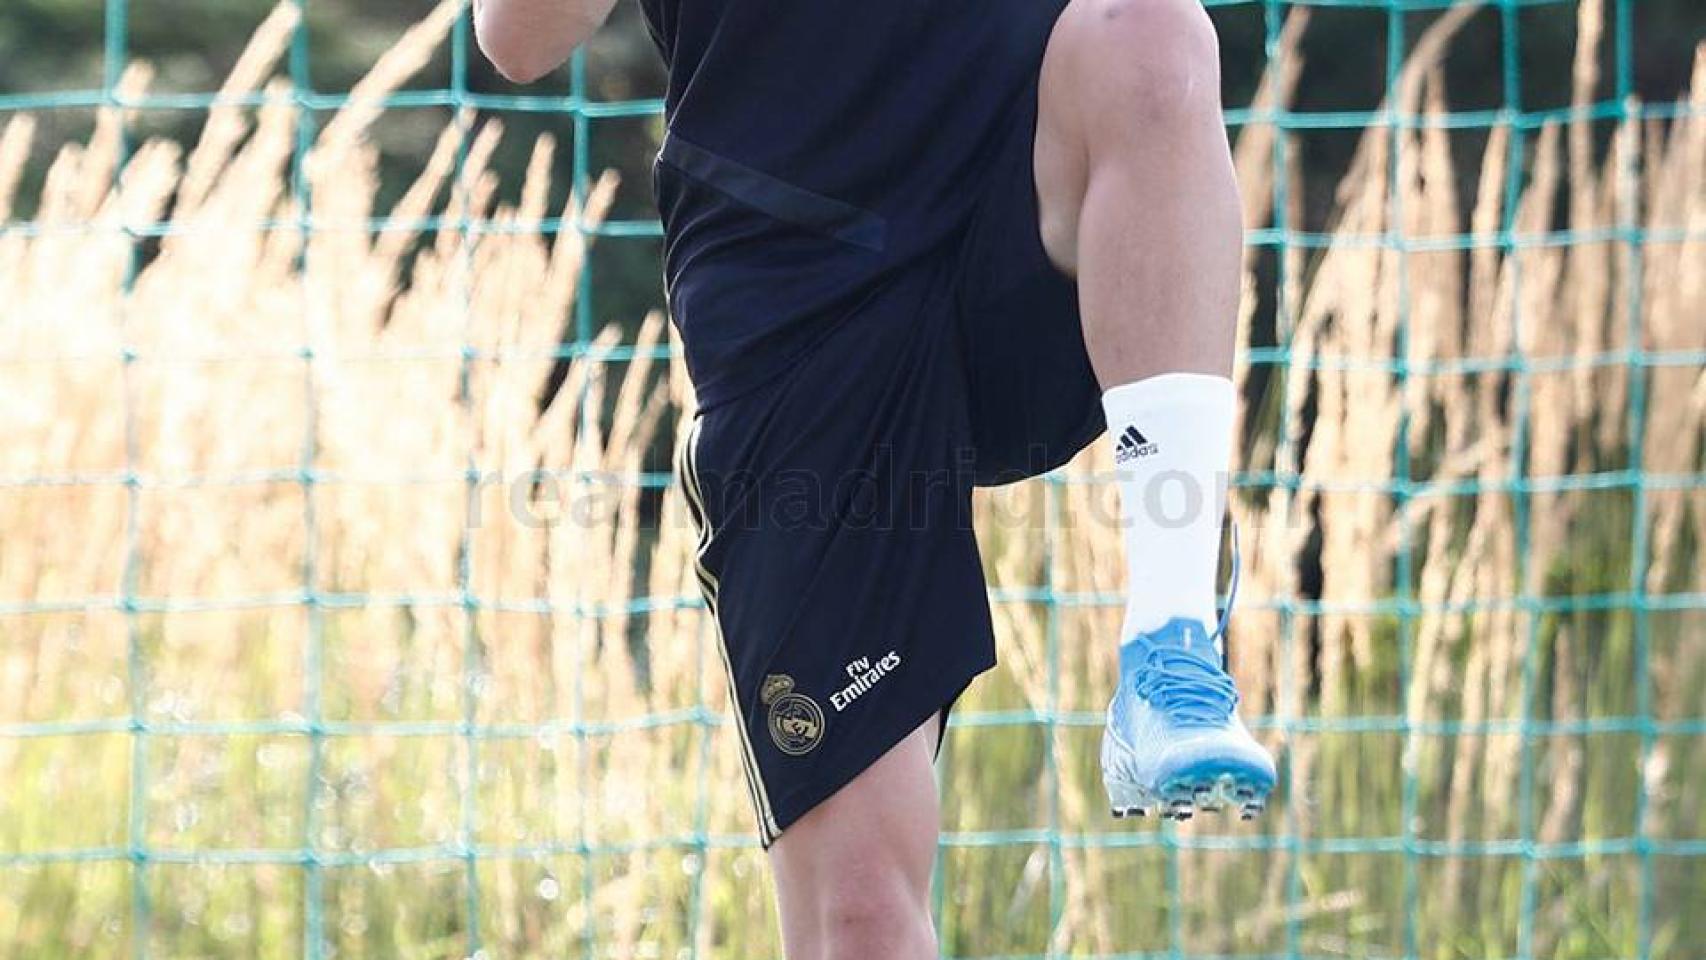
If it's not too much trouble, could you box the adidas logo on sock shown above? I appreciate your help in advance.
[1114,425,1160,464]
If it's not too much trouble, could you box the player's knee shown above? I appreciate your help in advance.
[1073,0,1221,127]
[821,890,935,960]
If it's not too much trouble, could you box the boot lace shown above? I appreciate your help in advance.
[1131,647,1239,727]
[1127,522,1244,728]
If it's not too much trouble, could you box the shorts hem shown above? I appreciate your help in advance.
[757,648,996,849]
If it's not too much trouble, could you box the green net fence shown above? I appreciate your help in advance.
[0,0,1702,957]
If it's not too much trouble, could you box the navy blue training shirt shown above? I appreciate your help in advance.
[638,0,1068,407]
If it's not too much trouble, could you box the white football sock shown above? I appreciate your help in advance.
[1102,372,1235,642]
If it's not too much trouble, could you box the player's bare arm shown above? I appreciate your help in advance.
[473,0,617,83]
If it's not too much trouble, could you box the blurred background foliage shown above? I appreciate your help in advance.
[1,0,1701,335]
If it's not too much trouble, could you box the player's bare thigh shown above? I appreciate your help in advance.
[767,715,941,960]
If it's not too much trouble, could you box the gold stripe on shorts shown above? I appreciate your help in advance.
[678,417,780,843]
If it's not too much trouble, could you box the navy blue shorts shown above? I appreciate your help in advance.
[676,79,1104,846]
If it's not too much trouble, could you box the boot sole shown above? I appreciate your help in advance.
[1107,760,1274,822]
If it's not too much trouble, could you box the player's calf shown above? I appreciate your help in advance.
[1036,0,1224,275]
[1054,0,1222,133]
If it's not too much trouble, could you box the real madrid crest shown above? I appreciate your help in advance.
[761,674,825,756]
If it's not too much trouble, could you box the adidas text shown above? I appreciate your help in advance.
[1114,425,1160,464]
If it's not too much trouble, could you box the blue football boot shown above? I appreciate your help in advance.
[1101,536,1275,821]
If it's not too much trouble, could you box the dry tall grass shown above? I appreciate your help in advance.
[0,1,1701,958]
